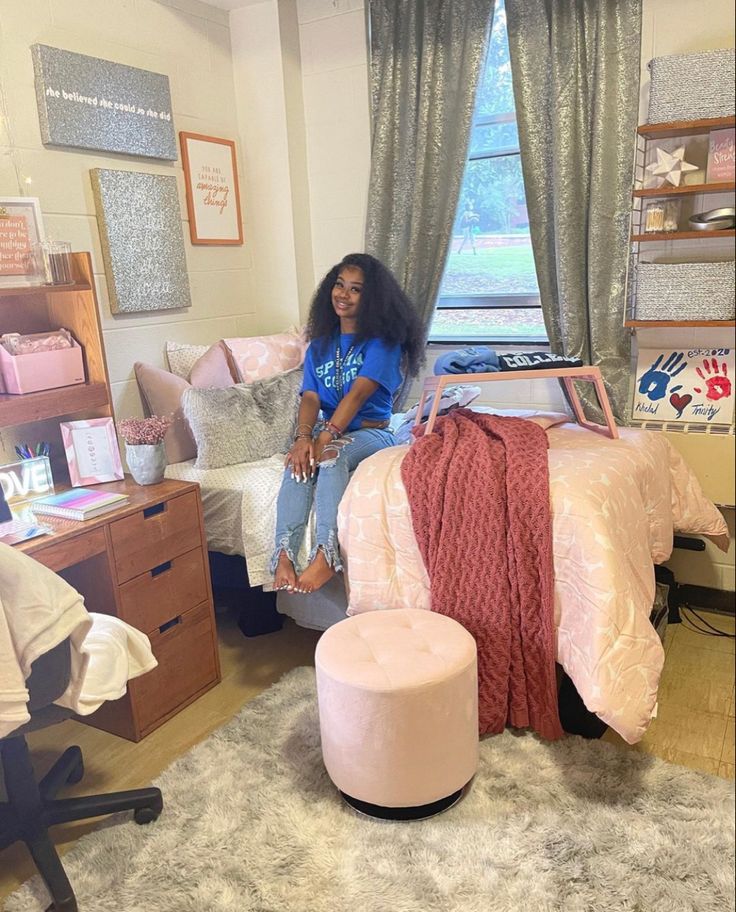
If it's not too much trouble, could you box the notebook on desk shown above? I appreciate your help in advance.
[0,486,50,545]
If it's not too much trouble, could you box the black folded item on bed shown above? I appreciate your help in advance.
[433,346,583,375]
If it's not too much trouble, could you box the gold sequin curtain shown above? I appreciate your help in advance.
[365,0,495,359]
[506,0,642,422]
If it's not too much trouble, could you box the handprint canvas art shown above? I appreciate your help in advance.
[633,348,734,425]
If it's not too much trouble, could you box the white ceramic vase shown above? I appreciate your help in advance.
[125,442,166,485]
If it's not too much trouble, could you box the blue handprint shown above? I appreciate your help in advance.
[637,352,686,401]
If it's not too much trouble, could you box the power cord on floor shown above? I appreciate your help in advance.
[679,604,736,639]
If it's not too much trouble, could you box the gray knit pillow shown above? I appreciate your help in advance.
[182,368,302,469]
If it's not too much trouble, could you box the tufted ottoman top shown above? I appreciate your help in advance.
[316,608,476,692]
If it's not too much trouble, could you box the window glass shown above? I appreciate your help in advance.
[433,0,546,344]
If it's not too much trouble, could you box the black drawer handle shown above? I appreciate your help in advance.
[159,616,182,634]
[151,561,172,577]
[143,502,166,519]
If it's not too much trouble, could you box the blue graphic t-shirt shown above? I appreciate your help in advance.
[302,334,403,431]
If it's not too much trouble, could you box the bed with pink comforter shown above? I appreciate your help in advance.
[337,417,728,744]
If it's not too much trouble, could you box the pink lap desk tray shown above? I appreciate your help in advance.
[416,366,618,439]
[0,339,85,394]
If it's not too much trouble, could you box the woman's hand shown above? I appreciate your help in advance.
[312,430,334,465]
[286,436,314,481]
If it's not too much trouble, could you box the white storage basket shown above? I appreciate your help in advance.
[635,261,735,321]
[647,49,735,123]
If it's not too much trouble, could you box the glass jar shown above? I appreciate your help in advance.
[35,241,74,285]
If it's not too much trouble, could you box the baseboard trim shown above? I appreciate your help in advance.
[679,585,735,615]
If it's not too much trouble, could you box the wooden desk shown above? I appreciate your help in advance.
[20,477,221,742]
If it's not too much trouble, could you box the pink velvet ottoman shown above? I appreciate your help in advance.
[315,608,478,820]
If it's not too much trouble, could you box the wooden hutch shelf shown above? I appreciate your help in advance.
[633,181,735,198]
[637,116,736,140]
[0,251,113,484]
[0,381,110,426]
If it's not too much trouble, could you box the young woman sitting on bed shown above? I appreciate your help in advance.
[271,252,424,594]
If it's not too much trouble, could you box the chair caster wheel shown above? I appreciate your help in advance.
[134,796,163,825]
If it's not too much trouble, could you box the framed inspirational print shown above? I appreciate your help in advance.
[180,132,243,245]
[0,197,45,287]
[60,417,124,486]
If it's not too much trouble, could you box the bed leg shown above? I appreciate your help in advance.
[557,671,608,739]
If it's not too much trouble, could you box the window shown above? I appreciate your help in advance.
[429,0,547,344]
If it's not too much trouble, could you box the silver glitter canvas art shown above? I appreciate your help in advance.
[32,44,177,160]
[91,169,192,314]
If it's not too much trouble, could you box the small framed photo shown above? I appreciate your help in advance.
[179,132,243,245]
[60,417,124,486]
[0,197,45,287]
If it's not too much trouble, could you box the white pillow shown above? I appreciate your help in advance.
[165,341,209,380]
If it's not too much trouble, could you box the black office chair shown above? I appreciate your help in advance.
[0,638,163,912]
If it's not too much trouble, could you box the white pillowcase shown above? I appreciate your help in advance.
[165,341,209,380]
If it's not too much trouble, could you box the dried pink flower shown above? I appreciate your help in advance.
[118,415,172,446]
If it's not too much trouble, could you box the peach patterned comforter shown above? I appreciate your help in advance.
[338,422,728,744]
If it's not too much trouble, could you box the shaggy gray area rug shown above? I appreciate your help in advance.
[6,667,734,912]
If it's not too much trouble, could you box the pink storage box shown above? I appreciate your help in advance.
[0,338,85,394]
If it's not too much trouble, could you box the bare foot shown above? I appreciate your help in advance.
[274,551,297,591]
[295,549,336,594]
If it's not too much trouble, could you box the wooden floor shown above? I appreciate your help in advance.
[0,609,733,905]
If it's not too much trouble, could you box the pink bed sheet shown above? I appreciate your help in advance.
[338,422,728,744]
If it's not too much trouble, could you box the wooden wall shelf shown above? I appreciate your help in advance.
[0,281,92,298]
[633,181,735,198]
[632,229,736,242]
[625,320,736,328]
[637,116,736,139]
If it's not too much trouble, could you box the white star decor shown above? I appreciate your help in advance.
[645,146,700,187]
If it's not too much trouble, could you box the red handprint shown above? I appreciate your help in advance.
[694,358,732,401]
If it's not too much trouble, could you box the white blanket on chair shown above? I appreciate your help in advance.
[0,543,157,738]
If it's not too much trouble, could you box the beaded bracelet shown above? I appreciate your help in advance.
[325,421,344,440]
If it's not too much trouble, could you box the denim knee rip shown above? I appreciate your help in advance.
[309,530,343,573]
[317,435,352,469]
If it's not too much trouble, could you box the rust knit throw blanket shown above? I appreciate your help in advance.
[401,409,563,739]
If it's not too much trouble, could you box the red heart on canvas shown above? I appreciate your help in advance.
[670,392,692,413]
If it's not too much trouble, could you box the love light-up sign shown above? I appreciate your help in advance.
[0,456,54,506]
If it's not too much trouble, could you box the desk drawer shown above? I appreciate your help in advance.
[110,490,201,583]
[132,600,218,735]
[118,548,209,634]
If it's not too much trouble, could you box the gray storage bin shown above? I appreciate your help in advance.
[647,49,735,123]
[635,261,735,321]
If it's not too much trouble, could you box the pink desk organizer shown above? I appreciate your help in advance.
[415,366,619,439]
[0,339,85,394]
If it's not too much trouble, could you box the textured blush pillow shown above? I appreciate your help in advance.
[182,368,303,470]
[224,330,307,383]
[134,362,197,464]
[165,341,209,379]
[189,341,237,388]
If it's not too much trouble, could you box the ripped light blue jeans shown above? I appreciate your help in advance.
[270,427,395,574]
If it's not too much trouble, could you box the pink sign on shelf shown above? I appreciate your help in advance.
[706,128,735,183]
[60,417,124,486]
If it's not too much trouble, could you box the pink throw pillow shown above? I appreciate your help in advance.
[134,362,197,464]
[224,331,307,383]
[190,341,237,389]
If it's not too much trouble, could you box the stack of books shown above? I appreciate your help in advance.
[30,488,129,521]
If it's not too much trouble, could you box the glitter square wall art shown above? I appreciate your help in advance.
[91,169,192,314]
[32,44,177,161]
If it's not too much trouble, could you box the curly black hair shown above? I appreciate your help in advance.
[305,253,425,378]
